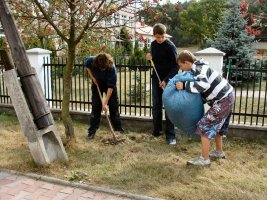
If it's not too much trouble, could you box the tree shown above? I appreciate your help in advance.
[117,27,133,55]
[76,31,114,57]
[240,0,267,36]
[9,1,58,54]
[206,0,255,65]
[8,0,157,141]
[140,1,192,46]
[179,0,227,47]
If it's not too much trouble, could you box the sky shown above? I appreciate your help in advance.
[161,0,189,4]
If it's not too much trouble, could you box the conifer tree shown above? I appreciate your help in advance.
[206,0,255,65]
[118,27,133,55]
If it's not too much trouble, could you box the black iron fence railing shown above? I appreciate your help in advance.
[227,60,267,126]
[0,56,266,127]
[41,56,154,117]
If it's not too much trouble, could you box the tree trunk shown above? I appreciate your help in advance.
[61,46,76,140]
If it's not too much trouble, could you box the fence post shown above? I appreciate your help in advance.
[26,48,52,105]
[195,47,226,112]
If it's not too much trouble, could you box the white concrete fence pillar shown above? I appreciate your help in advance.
[26,48,52,106]
[194,47,225,75]
[194,47,225,112]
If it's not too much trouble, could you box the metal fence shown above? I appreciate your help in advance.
[227,60,267,126]
[0,56,266,127]
[43,56,153,117]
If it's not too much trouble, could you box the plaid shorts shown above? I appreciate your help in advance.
[196,92,235,139]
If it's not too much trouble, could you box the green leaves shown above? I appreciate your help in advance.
[65,170,88,182]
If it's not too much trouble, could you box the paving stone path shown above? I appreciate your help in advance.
[0,170,161,200]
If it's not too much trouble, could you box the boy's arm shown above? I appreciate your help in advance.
[103,66,117,111]
[164,42,179,83]
[86,68,98,86]
[102,88,113,112]
[185,73,210,93]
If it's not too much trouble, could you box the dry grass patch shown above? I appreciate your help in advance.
[0,112,266,200]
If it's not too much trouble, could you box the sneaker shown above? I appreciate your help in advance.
[114,127,124,133]
[187,156,211,166]
[168,138,177,145]
[209,150,225,160]
[87,132,95,140]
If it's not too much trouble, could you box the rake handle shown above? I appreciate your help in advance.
[96,85,117,140]
[150,60,162,84]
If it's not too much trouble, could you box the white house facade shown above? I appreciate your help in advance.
[106,6,172,50]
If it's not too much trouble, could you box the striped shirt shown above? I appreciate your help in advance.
[185,59,233,106]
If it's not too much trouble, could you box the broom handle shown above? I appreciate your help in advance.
[96,85,117,140]
[150,60,161,84]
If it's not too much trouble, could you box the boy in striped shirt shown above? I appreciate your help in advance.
[176,50,235,166]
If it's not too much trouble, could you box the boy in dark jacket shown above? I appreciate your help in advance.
[146,23,179,145]
[85,53,124,139]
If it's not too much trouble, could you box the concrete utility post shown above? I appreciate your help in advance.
[26,48,52,103]
[0,0,68,165]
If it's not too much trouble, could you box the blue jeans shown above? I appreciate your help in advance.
[88,84,122,134]
[152,77,175,140]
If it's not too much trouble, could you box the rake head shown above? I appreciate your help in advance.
[101,134,125,145]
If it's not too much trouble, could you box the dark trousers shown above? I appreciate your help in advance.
[88,84,122,134]
[152,77,175,140]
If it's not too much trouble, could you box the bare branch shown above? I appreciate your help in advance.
[32,0,68,42]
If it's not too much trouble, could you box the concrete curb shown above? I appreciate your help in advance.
[0,169,164,200]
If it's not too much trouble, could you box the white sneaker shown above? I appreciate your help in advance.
[209,150,225,160]
[187,156,211,166]
[168,138,176,145]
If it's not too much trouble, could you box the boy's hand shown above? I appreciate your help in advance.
[159,80,166,89]
[176,82,183,90]
[146,53,152,61]
[102,103,108,112]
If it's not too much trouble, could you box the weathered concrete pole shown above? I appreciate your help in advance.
[0,50,68,166]
[0,0,52,129]
[0,1,68,165]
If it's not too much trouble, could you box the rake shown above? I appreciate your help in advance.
[96,85,124,144]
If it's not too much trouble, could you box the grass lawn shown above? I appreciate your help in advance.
[0,112,266,200]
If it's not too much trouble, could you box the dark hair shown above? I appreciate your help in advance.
[153,23,166,35]
[93,53,114,70]
[177,50,197,64]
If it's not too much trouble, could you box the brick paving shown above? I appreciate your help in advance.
[0,171,160,200]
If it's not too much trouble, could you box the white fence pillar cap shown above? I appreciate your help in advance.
[195,47,225,56]
[26,48,52,55]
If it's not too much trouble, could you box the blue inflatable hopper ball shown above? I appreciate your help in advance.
[162,72,204,135]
